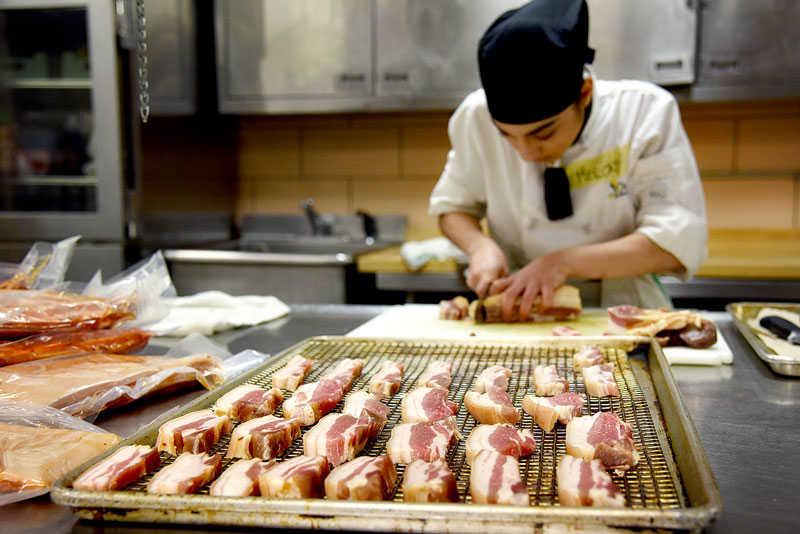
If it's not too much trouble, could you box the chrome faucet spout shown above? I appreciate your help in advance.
[301,197,333,235]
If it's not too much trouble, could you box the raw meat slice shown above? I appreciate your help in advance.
[226,415,302,460]
[324,454,397,501]
[387,421,457,464]
[213,384,283,422]
[522,392,585,432]
[553,325,582,336]
[282,379,345,426]
[402,459,458,503]
[565,412,639,475]
[208,458,274,497]
[0,422,121,492]
[156,409,232,456]
[302,413,373,467]
[72,444,159,492]
[468,285,582,323]
[474,365,512,393]
[0,328,152,366]
[464,390,520,425]
[258,455,329,499]
[272,355,315,391]
[465,424,536,466]
[469,450,528,505]
[439,296,470,320]
[582,364,619,398]
[342,390,390,440]
[607,305,717,348]
[368,360,404,397]
[321,358,365,393]
[146,452,222,494]
[557,455,625,507]
[401,387,458,424]
[416,360,453,389]
[533,365,569,397]
[572,346,605,371]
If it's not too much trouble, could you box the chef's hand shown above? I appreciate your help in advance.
[490,249,570,321]
[465,236,509,298]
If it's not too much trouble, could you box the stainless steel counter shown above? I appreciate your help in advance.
[3,305,799,534]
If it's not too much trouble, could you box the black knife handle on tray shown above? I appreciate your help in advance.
[759,315,800,345]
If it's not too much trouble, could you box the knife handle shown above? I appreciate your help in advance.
[759,316,800,339]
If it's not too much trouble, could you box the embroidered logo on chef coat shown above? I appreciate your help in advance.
[564,144,630,198]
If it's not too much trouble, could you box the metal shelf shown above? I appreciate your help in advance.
[0,175,97,186]
[4,78,92,89]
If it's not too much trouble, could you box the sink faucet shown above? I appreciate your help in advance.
[301,197,333,235]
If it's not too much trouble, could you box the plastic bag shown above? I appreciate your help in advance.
[0,400,121,506]
[0,235,80,290]
[0,328,153,366]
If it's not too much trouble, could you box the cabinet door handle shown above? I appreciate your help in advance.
[383,72,409,82]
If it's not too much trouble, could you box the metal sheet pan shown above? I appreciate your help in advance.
[726,302,800,376]
[52,336,721,532]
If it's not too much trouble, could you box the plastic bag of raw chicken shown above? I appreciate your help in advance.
[0,235,80,290]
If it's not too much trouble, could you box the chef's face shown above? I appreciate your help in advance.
[494,77,594,164]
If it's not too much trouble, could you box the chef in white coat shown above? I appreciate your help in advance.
[429,0,707,318]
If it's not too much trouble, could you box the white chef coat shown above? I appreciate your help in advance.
[429,75,708,308]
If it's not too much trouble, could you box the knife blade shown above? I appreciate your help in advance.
[473,288,490,324]
[759,315,800,345]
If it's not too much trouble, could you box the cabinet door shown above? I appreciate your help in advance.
[375,0,521,97]
[587,0,696,85]
[217,0,371,112]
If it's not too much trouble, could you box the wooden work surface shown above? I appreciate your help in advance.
[357,228,800,280]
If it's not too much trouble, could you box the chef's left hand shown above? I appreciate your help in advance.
[490,249,571,321]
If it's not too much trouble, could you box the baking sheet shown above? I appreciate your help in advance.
[727,302,800,376]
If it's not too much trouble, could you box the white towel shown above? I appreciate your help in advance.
[399,237,469,271]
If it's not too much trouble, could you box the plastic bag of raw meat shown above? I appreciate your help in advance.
[0,235,80,290]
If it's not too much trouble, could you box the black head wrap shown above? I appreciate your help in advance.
[478,0,595,124]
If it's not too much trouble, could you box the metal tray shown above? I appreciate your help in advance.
[726,302,800,377]
[52,336,721,532]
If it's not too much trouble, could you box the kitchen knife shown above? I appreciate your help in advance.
[759,315,800,345]
[473,288,490,324]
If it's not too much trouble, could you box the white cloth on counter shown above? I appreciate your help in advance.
[399,237,469,271]
[148,290,290,337]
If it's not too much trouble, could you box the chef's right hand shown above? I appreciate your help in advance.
[465,237,509,297]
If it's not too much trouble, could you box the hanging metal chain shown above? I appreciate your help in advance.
[135,0,150,123]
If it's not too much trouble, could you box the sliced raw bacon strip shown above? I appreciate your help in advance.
[226,415,302,460]
[469,450,528,505]
[303,413,373,467]
[321,358,365,393]
[342,390,390,440]
[272,355,315,392]
[474,365,512,393]
[213,384,283,422]
[438,296,470,320]
[387,421,458,464]
[553,325,582,336]
[324,454,397,501]
[401,387,458,424]
[565,412,639,475]
[572,346,606,371]
[258,455,330,499]
[582,364,619,398]
[465,424,536,466]
[464,390,520,425]
[0,328,152,366]
[402,459,458,503]
[156,409,232,456]
[208,458,274,497]
[368,360,404,397]
[522,392,585,432]
[416,360,452,389]
[533,365,569,397]
[282,379,345,426]
[557,455,625,507]
[146,452,222,494]
[72,445,160,491]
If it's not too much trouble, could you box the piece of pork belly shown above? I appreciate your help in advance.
[553,325,582,336]
[146,452,222,494]
[73,445,160,491]
[474,364,512,393]
[282,379,345,426]
[402,459,458,503]
[464,390,520,425]
[557,455,625,507]
[522,392,585,432]
[324,454,397,501]
[416,360,453,389]
[156,409,232,456]
[533,365,569,397]
[387,421,458,464]
[272,355,315,392]
[227,415,302,460]
[342,390,390,440]
[469,285,582,323]
[439,296,470,320]
[213,384,283,422]
[303,413,373,467]
[469,450,528,505]
[465,424,536,466]
[368,360,404,397]
[208,458,274,497]
[321,358,365,393]
[572,346,606,371]
[401,387,458,424]
[582,364,620,398]
[258,455,330,499]
[565,412,639,475]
